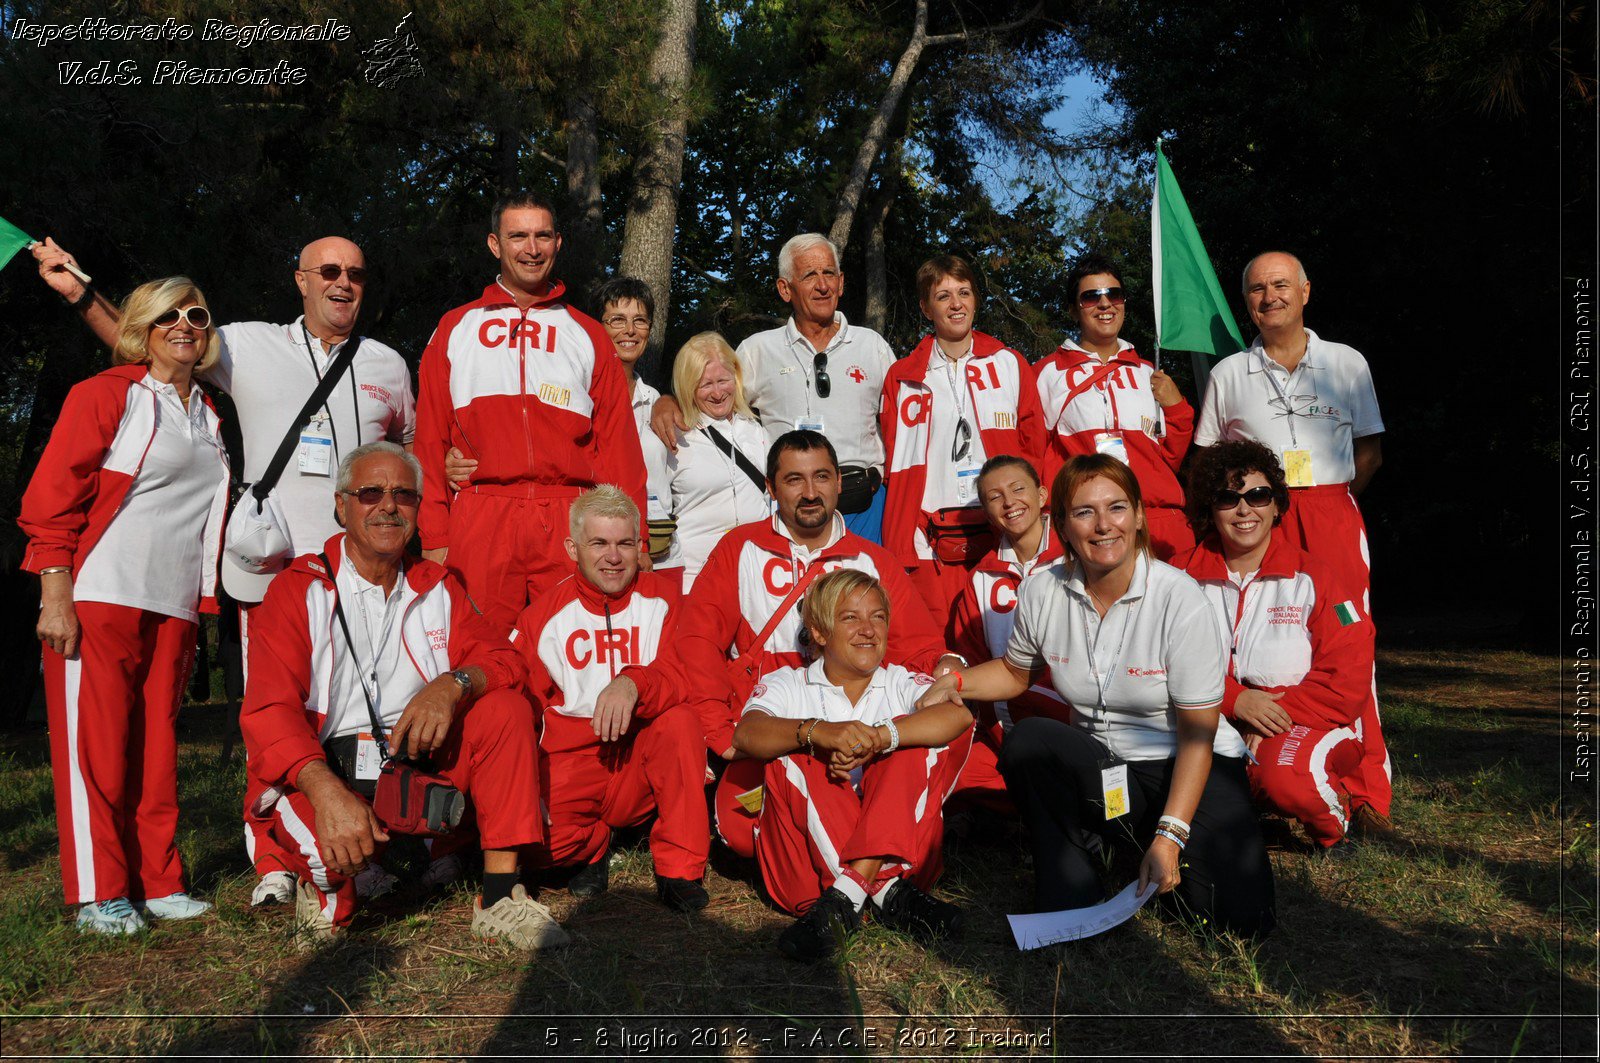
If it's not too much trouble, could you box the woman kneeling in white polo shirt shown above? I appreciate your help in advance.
[917,454,1275,936]
[733,569,976,962]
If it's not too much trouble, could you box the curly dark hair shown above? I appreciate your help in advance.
[1184,440,1292,541]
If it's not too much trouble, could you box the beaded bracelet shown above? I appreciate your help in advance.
[802,718,821,757]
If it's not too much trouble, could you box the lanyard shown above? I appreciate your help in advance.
[1078,591,1140,721]
[1259,349,1307,449]
[300,323,362,459]
[350,571,403,719]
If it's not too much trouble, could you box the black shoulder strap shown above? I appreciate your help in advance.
[702,424,768,495]
[321,551,391,761]
[252,336,363,502]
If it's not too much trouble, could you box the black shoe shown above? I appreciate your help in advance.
[874,879,963,942]
[655,875,710,912]
[777,887,862,962]
[568,854,610,898]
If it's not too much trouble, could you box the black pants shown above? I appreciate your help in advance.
[998,717,1276,937]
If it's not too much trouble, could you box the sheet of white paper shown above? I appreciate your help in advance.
[1007,881,1155,949]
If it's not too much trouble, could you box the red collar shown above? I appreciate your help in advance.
[1051,341,1147,370]
[294,534,448,594]
[478,277,569,310]
[1184,532,1302,581]
[901,330,1010,377]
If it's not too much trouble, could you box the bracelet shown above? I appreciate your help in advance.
[802,718,821,757]
[66,284,95,310]
[1157,814,1192,836]
[794,717,806,750]
[883,717,900,754]
[952,670,964,692]
[1153,828,1187,850]
[38,566,71,576]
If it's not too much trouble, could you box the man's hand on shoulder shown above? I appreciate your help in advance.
[650,395,687,452]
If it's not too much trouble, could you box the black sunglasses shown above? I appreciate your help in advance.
[153,306,211,330]
[1077,286,1126,307]
[299,264,369,284]
[343,486,421,507]
[813,352,831,399]
[1212,486,1276,509]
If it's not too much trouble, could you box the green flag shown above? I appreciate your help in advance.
[0,216,35,271]
[1151,142,1246,365]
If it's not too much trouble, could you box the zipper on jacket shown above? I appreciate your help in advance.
[518,307,535,477]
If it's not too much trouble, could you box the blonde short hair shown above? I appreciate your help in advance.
[802,569,889,641]
[672,332,753,430]
[114,276,221,375]
[568,484,641,540]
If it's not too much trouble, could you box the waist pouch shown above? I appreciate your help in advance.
[372,760,466,837]
[838,465,882,514]
[926,506,995,565]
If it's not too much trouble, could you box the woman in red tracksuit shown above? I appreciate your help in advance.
[879,255,1045,634]
[20,278,230,935]
[1179,440,1378,851]
[1034,253,1194,559]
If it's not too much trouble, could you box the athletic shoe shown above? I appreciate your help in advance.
[655,875,709,912]
[777,887,862,962]
[472,884,571,950]
[353,863,400,900]
[139,892,213,920]
[419,853,464,892]
[77,897,146,936]
[873,879,964,942]
[1351,804,1399,841]
[568,854,610,898]
[251,870,296,907]
[293,879,340,947]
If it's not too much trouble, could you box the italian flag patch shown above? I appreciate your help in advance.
[1334,601,1361,626]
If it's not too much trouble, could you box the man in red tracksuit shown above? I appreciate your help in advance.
[677,430,962,855]
[511,486,711,912]
[415,193,647,635]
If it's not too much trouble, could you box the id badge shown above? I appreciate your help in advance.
[1094,431,1130,465]
[354,733,382,781]
[797,416,824,434]
[298,426,334,476]
[954,466,981,504]
[734,785,764,814]
[1100,763,1130,820]
[1282,448,1315,488]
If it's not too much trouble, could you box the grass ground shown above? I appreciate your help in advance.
[0,625,1593,1059]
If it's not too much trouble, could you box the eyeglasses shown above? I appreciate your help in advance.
[603,315,651,332]
[343,486,421,507]
[1077,286,1126,307]
[152,306,212,330]
[813,352,831,398]
[1212,486,1276,509]
[298,264,369,285]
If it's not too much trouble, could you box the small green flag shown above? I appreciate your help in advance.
[1334,601,1361,626]
[1151,142,1247,364]
[0,216,36,271]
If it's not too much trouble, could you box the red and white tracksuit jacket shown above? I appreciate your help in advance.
[879,333,1046,626]
[413,279,647,631]
[239,536,536,925]
[511,571,709,880]
[1182,534,1379,844]
[1035,339,1194,559]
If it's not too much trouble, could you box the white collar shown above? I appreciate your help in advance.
[1064,552,1150,605]
[775,511,845,555]
[785,311,849,354]
[1247,329,1321,374]
[804,657,889,692]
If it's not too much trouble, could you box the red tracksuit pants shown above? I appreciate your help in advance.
[239,603,294,876]
[1249,724,1365,847]
[537,707,709,880]
[1279,483,1390,816]
[268,689,541,928]
[755,726,973,915]
[447,486,579,636]
[43,602,196,905]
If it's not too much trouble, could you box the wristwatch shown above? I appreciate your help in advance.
[449,669,474,699]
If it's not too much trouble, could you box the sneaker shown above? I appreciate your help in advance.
[251,870,296,907]
[1351,804,1398,841]
[777,887,862,963]
[139,892,213,920]
[472,884,571,950]
[353,863,399,900]
[78,897,146,936]
[873,879,963,942]
[293,879,340,947]
[568,854,610,898]
[419,853,465,893]
[655,875,709,912]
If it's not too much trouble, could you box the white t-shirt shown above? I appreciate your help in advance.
[75,377,228,622]
[1004,553,1244,761]
[743,660,933,727]
[323,561,420,740]
[736,313,894,472]
[650,415,772,589]
[1195,329,1383,486]
[205,318,416,555]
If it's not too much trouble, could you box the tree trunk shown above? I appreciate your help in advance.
[863,156,902,335]
[563,89,605,301]
[620,0,699,387]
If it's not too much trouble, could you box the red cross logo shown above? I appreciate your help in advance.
[847,366,866,383]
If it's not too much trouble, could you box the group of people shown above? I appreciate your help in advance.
[20,194,1388,959]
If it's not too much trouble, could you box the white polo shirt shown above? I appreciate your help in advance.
[742,660,933,727]
[1004,553,1244,761]
[324,562,421,740]
[1195,329,1383,486]
[633,378,671,522]
[736,313,894,472]
[651,415,772,588]
[205,317,416,556]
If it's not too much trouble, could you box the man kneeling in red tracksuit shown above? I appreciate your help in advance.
[733,569,975,962]
[240,442,566,949]
[511,486,711,911]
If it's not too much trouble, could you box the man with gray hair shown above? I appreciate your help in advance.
[651,233,895,542]
[240,442,568,948]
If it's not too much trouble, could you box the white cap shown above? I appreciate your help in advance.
[221,491,295,603]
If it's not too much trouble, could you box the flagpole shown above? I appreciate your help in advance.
[1150,138,1163,375]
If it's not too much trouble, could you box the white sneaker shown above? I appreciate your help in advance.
[78,897,147,935]
[293,879,340,947]
[472,884,570,950]
[420,853,464,892]
[251,871,296,907]
[353,863,399,900]
[139,892,213,920]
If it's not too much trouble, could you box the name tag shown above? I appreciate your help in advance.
[1094,432,1129,465]
[1282,448,1315,487]
[954,466,981,504]
[298,427,334,476]
[798,416,824,434]
[1101,763,1129,820]
[354,733,382,781]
